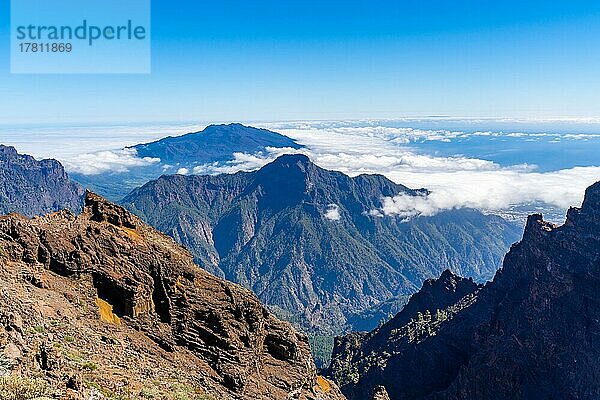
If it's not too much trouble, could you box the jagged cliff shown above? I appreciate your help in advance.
[0,192,343,400]
[0,145,84,217]
[327,181,600,400]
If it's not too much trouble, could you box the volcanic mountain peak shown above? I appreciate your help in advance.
[269,153,311,166]
[133,123,303,164]
[122,155,521,334]
[72,124,305,200]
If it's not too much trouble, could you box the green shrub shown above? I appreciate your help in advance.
[82,361,98,371]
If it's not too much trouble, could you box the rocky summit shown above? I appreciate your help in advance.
[0,145,84,217]
[122,154,520,334]
[0,192,343,400]
[326,181,600,400]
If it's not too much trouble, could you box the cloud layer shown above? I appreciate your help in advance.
[259,122,600,216]
[64,148,160,175]
[4,119,600,217]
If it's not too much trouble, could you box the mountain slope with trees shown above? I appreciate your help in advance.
[326,181,600,400]
[122,154,521,334]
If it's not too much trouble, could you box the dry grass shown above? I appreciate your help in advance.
[115,226,145,243]
[0,375,50,400]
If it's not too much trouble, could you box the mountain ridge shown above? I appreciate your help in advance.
[71,123,304,200]
[122,154,521,334]
[0,144,84,217]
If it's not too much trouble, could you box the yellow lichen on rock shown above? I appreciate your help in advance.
[95,298,121,325]
[316,376,332,393]
[115,225,144,243]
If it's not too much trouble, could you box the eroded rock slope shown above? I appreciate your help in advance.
[0,192,343,400]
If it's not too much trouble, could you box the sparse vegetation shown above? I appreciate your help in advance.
[390,292,479,344]
[84,379,113,398]
[308,335,335,369]
[140,386,161,398]
[140,382,215,400]
[63,349,84,363]
[82,361,98,371]
[0,375,50,400]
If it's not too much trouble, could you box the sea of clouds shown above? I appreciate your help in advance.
[2,119,600,218]
[190,121,600,216]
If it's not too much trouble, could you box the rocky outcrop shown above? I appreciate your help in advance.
[326,270,481,399]
[327,181,600,400]
[0,145,84,216]
[0,192,343,400]
[372,386,391,400]
[122,154,521,334]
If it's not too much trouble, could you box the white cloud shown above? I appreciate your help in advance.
[0,122,208,161]
[64,148,160,175]
[377,193,440,220]
[370,167,600,219]
[253,122,600,215]
[191,147,303,175]
[169,122,600,216]
[324,204,341,221]
[176,167,190,175]
[1,122,209,176]
[5,119,599,217]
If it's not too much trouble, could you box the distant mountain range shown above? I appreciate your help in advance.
[71,123,303,200]
[326,181,600,400]
[0,145,84,217]
[122,154,521,334]
[0,139,521,336]
[133,123,302,164]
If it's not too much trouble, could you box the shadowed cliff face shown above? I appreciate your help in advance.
[122,154,521,334]
[0,145,84,217]
[327,181,600,400]
[0,192,344,400]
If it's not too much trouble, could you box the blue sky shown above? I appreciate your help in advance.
[1,1,600,123]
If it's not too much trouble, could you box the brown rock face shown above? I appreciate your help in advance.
[0,191,344,400]
[327,181,600,400]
